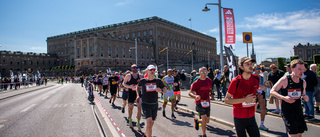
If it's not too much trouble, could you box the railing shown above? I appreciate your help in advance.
[0,81,47,91]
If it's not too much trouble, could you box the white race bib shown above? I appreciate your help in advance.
[242,102,255,108]
[288,89,301,100]
[146,83,157,92]
[201,100,210,108]
[131,84,137,91]
[173,82,178,86]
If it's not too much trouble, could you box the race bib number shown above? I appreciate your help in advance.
[242,102,256,108]
[173,82,178,86]
[201,100,210,108]
[146,83,157,92]
[257,89,263,94]
[288,89,301,99]
[131,84,137,91]
[112,81,117,85]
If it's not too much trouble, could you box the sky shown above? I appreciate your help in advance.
[0,0,319,64]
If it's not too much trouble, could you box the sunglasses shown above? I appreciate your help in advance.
[271,67,277,69]
[132,67,138,69]
[149,68,156,71]
[256,68,261,70]
[200,71,208,74]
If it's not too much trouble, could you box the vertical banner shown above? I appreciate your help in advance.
[10,70,14,83]
[223,8,236,50]
[224,46,238,81]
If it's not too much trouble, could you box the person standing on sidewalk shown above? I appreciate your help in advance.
[268,64,285,114]
[270,59,308,137]
[207,67,215,100]
[189,67,212,137]
[302,63,318,120]
[310,64,320,114]
[136,65,166,137]
[225,57,260,137]
[220,65,230,100]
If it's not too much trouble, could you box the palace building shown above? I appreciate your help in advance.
[47,16,219,75]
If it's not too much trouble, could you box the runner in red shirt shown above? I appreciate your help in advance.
[189,67,212,137]
[225,57,260,137]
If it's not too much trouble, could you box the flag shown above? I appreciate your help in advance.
[223,8,236,49]
[224,46,238,81]
[18,72,22,82]
[10,70,14,83]
[188,18,191,21]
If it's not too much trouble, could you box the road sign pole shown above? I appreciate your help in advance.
[247,43,248,57]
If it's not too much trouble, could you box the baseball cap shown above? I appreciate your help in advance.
[238,57,256,66]
[146,65,156,70]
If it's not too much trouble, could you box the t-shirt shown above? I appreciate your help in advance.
[102,77,108,85]
[190,78,212,104]
[227,74,260,119]
[137,78,165,104]
[109,76,119,90]
[268,70,284,85]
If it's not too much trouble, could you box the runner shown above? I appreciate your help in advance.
[123,64,143,131]
[173,68,182,110]
[108,71,119,106]
[189,67,212,137]
[97,71,103,95]
[102,73,109,98]
[225,57,260,137]
[92,74,97,91]
[310,64,320,114]
[302,63,318,120]
[116,72,121,97]
[162,69,176,119]
[270,59,309,137]
[136,65,166,137]
[254,64,269,131]
[120,71,130,113]
[268,64,285,114]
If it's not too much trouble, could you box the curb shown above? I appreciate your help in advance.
[0,85,55,100]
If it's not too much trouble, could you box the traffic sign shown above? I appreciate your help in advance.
[243,32,252,43]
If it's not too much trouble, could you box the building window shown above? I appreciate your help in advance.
[77,48,80,55]
[116,47,119,57]
[122,48,125,57]
[149,29,153,35]
[318,50,320,54]
[108,47,112,54]
[308,51,310,55]
[158,30,160,36]
[127,33,129,38]
[100,46,103,55]
[90,46,93,55]
[143,31,146,37]
[138,32,141,37]
[313,50,316,54]
[132,32,135,38]
[163,32,165,37]
[83,47,87,54]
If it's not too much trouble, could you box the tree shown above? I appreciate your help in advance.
[290,56,300,61]
[277,57,286,72]
[313,54,320,64]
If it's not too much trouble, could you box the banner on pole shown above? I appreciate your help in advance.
[223,8,236,50]
[224,46,238,81]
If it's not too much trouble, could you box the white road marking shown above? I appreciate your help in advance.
[0,125,4,129]
[42,95,49,100]
[21,104,36,112]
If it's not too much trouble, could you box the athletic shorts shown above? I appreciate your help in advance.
[103,85,108,91]
[196,104,210,117]
[281,111,307,134]
[314,90,320,102]
[122,90,129,100]
[128,91,137,104]
[234,116,260,137]
[96,82,102,85]
[173,91,181,95]
[110,89,117,96]
[93,82,97,85]
[142,103,158,120]
[164,95,175,102]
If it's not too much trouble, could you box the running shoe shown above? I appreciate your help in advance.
[162,111,166,117]
[194,118,199,130]
[307,116,315,120]
[171,113,176,120]
[259,125,269,131]
[122,108,125,113]
[112,103,115,106]
[129,119,133,128]
[271,108,280,114]
[136,123,141,131]
[109,99,111,103]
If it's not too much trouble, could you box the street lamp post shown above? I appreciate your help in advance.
[186,50,193,71]
[208,51,210,67]
[129,38,138,65]
[203,0,224,71]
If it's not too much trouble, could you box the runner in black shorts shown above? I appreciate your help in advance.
[102,74,109,98]
[97,71,103,94]
[271,59,309,136]
[108,72,119,106]
[137,65,166,137]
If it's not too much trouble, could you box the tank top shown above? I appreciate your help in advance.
[126,74,140,92]
[174,76,180,91]
[280,75,303,113]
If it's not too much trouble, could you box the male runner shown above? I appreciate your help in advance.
[173,68,182,110]
[123,65,143,131]
[108,72,119,106]
[97,71,103,94]
[137,65,166,137]
[271,59,309,137]
[225,57,260,137]
[102,73,109,98]
[162,69,176,119]
[189,67,212,137]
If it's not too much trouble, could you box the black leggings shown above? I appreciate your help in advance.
[234,116,260,137]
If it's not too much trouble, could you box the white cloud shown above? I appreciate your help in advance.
[115,0,133,6]
[209,28,219,33]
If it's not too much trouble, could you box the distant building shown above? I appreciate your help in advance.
[0,51,57,77]
[47,16,221,76]
[293,43,320,60]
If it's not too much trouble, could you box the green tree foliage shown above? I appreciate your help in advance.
[313,54,320,64]
[277,57,286,72]
[290,56,300,61]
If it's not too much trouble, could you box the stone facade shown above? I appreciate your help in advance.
[47,16,220,75]
[294,43,320,61]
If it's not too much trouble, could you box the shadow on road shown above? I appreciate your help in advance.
[123,117,145,137]
[206,125,236,137]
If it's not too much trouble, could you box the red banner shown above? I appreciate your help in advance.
[223,8,236,47]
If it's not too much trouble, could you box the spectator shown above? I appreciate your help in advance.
[303,63,318,120]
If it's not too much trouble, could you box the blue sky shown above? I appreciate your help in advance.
[0,0,319,64]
